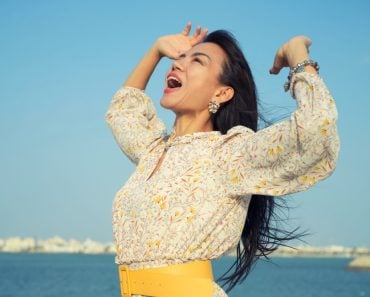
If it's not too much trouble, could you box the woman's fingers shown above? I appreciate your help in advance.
[269,66,279,75]
[194,25,201,37]
[182,22,192,36]
[192,26,208,44]
[269,35,312,75]
[198,27,208,41]
[269,47,287,75]
[182,22,208,41]
[301,35,312,48]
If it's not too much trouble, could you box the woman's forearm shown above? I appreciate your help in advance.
[123,44,162,90]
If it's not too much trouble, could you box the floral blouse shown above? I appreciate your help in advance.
[105,72,339,297]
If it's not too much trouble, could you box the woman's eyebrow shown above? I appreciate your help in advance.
[192,52,211,61]
[177,52,211,61]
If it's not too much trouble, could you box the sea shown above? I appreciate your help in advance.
[0,253,369,297]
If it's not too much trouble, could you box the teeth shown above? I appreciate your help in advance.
[167,76,181,83]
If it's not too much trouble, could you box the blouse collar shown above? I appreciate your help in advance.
[163,129,221,150]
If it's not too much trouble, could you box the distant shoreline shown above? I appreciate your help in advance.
[1,236,369,258]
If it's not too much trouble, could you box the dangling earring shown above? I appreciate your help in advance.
[208,100,220,114]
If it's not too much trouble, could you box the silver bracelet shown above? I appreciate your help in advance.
[284,59,319,92]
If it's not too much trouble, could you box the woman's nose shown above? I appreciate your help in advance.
[171,59,185,71]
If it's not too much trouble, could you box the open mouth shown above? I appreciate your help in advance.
[165,73,182,93]
[167,76,182,88]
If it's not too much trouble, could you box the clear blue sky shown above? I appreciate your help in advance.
[1,0,369,247]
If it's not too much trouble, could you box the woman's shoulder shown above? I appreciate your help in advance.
[209,125,256,154]
[225,125,255,135]
[215,125,255,144]
[112,85,150,102]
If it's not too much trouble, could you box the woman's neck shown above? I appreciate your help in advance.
[173,112,213,136]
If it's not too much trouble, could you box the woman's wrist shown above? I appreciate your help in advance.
[284,59,320,92]
[285,42,317,75]
[149,42,163,61]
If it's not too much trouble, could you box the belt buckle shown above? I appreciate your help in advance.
[119,265,132,297]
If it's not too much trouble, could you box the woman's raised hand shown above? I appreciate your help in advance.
[155,22,208,59]
[269,35,315,75]
[123,22,207,89]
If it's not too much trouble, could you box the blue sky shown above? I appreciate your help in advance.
[1,0,369,247]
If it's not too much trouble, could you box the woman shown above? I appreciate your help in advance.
[105,23,339,297]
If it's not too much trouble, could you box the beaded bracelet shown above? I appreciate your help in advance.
[284,59,320,92]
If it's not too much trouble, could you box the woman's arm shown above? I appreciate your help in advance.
[122,45,161,89]
[217,36,339,196]
[123,22,208,89]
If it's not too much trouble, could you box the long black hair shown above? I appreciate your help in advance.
[204,30,303,293]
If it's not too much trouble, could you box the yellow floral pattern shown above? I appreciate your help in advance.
[105,73,340,297]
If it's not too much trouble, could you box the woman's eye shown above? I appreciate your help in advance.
[193,57,202,64]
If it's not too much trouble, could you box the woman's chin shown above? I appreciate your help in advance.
[160,92,182,108]
[159,97,174,110]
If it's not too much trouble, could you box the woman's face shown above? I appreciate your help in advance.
[160,42,228,115]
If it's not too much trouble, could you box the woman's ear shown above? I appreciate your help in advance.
[214,86,234,103]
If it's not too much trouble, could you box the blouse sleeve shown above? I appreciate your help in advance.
[105,86,167,164]
[215,72,340,197]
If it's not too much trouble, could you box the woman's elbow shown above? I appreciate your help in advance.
[312,125,340,180]
[325,126,340,174]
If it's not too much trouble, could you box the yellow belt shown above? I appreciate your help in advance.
[118,260,214,297]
